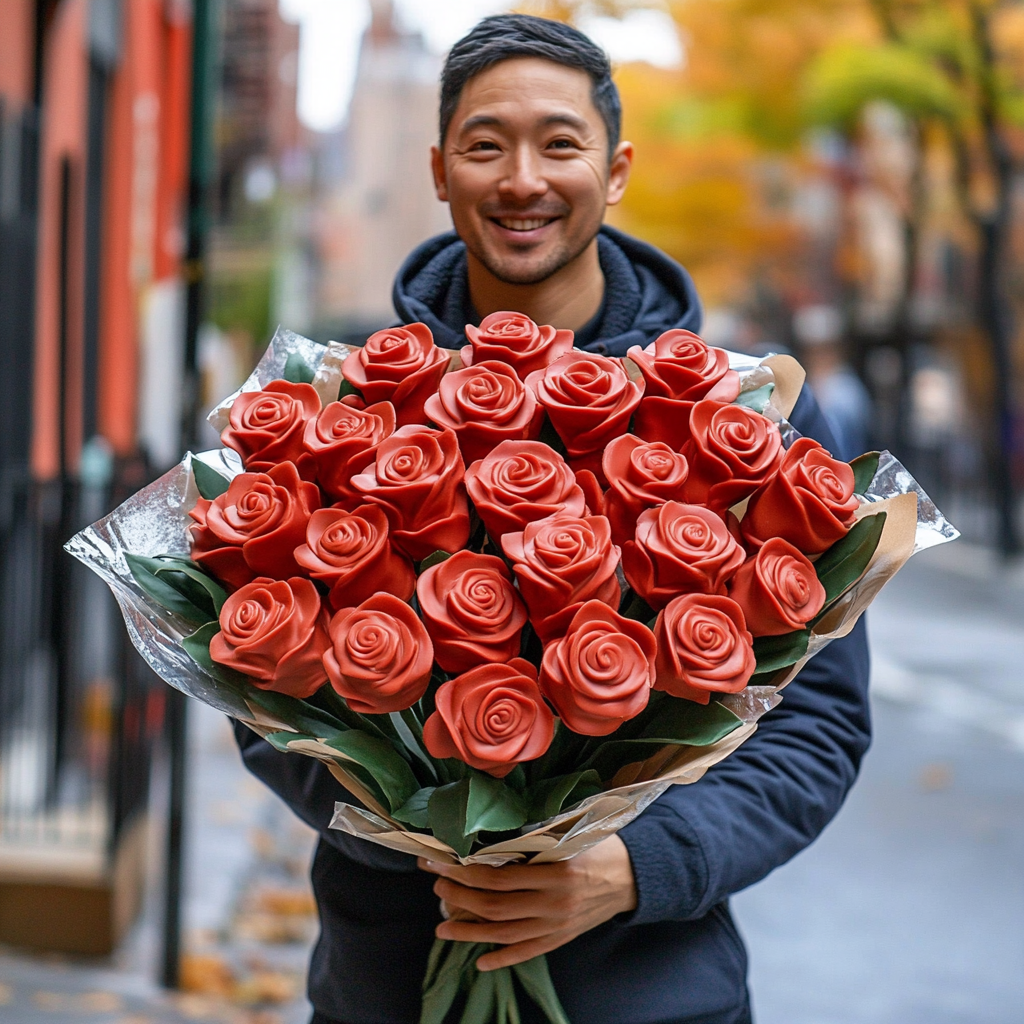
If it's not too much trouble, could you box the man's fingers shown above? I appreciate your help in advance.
[418,858,557,891]
[435,915,553,946]
[433,876,557,922]
[475,934,572,972]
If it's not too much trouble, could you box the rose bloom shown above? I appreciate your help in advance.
[416,551,527,674]
[526,352,644,479]
[602,434,690,546]
[423,659,554,777]
[464,439,587,540]
[303,401,396,506]
[628,332,740,451]
[622,502,746,611]
[323,593,433,714]
[681,401,783,510]
[221,379,322,476]
[741,437,859,554]
[461,310,573,377]
[423,360,544,465]
[210,577,330,699]
[341,322,448,426]
[350,425,470,561]
[654,594,756,704]
[539,601,656,736]
[728,537,826,636]
[293,505,415,611]
[189,461,320,590]
[502,513,620,644]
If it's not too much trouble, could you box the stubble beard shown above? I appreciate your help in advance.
[465,228,598,287]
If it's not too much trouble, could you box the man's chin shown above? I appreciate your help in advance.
[473,245,584,287]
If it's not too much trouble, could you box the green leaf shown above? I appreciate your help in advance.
[153,557,228,616]
[392,786,435,828]
[619,589,655,625]
[465,774,528,835]
[459,965,497,1024]
[323,731,420,813]
[753,629,810,674]
[418,550,452,574]
[420,941,487,1024]
[192,459,231,499]
[814,510,887,606]
[527,770,602,822]
[850,451,880,494]
[639,696,746,743]
[337,378,362,401]
[127,553,214,623]
[283,351,315,384]
[428,779,476,858]
[733,382,775,414]
[510,956,570,1024]
[580,701,744,781]
[493,966,519,1024]
[390,709,439,783]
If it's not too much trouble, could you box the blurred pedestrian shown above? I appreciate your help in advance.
[795,304,872,461]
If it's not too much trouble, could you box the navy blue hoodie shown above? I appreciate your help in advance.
[233,228,870,1024]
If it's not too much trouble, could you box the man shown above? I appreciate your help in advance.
[235,15,870,1024]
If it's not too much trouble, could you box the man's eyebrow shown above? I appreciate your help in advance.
[457,112,591,134]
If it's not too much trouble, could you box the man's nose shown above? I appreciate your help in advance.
[498,145,547,201]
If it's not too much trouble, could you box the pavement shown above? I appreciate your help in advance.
[0,539,1021,1023]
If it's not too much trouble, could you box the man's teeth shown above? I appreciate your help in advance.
[497,218,552,231]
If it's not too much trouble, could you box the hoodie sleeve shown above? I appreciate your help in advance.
[618,385,872,923]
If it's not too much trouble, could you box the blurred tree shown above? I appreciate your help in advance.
[805,0,1024,554]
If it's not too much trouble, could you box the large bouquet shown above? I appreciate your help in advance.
[69,319,956,1024]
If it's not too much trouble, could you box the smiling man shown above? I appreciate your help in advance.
[233,15,870,1024]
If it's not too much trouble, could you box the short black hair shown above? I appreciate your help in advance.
[439,14,621,153]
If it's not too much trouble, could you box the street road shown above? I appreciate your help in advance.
[734,541,1024,1024]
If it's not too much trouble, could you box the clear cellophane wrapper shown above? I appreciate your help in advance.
[66,328,958,866]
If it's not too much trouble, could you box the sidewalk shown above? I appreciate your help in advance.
[0,706,317,1024]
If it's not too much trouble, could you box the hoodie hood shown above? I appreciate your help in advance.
[391,224,703,357]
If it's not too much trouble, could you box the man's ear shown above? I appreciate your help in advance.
[431,145,449,202]
[605,141,634,207]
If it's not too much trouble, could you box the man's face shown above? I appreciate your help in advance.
[432,57,632,286]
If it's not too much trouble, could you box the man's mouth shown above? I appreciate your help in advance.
[491,216,559,232]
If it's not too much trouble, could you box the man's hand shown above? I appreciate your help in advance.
[417,835,637,971]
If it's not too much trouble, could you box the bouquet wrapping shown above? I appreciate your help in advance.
[68,323,956,1024]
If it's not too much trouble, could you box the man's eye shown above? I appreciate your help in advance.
[470,140,500,152]
[548,139,576,150]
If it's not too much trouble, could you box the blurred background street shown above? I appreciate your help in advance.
[0,0,1023,1021]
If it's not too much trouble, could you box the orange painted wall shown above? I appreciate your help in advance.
[32,0,88,480]
[32,0,194,471]
[0,0,34,106]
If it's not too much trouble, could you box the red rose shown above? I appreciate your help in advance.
[681,401,783,510]
[293,506,415,611]
[341,323,448,426]
[602,434,690,546]
[423,659,554,778]
[416,551,527,674]
[502,514,620,644]
[741,437,859,554]
[464,440,587,540]
[628,332,740,450]
[221,380,321,475]
[461,311,573,377]
[654,594,756,704]
[350,425,470,561]
[210,577,330,699]
[539,601,655,736]
[621,502,745,611]
[525,353,644,479]
[189,461,320,589]
[728,538,826,636]
[323,593,433,714]
[303,401,396,506]
[423,360,544,464]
